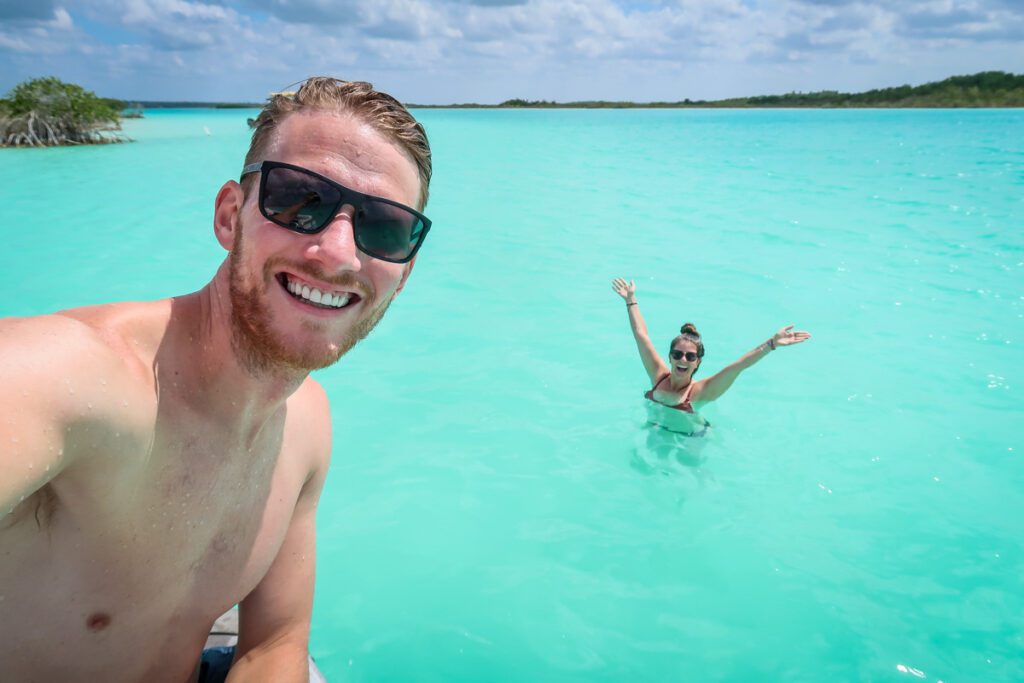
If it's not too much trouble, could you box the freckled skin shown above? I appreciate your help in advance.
[0,111,421,682]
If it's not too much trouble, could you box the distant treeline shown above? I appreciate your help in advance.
[57,70,1024,113]
[409,71,1024,109]
[131,101,261,109]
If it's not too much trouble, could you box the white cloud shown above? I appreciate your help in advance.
[0,0,1021,102]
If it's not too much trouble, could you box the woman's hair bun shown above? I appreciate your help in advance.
[680,322,700,337]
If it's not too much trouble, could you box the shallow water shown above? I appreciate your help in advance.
[2,107,1023,682]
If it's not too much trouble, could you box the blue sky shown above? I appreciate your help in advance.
[0,0,1021,103]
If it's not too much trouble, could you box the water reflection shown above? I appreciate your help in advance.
[630,402,713,481]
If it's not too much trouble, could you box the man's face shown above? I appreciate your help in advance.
[227,110,421,374]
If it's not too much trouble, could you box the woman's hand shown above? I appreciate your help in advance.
[772,325,812,348]
[612,278,637,304]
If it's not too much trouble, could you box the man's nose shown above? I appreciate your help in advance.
[304,205,361,272]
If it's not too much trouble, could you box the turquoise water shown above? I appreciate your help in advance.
[2,108,1022,682]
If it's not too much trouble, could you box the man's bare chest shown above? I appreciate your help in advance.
[95,415,301,599]
[0,305,330,681]
[0,416,306,681]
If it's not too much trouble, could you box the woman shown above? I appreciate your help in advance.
[612,278,811,434]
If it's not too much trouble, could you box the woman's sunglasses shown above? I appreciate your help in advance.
[240,161,430,264]
[670,350,699,362]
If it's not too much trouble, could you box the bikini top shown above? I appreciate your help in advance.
[644,374,695,413]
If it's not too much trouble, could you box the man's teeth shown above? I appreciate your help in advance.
[287,279,351,308]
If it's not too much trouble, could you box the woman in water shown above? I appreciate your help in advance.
[612,277,810,435]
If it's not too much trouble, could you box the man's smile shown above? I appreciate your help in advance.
[277,272,363,311]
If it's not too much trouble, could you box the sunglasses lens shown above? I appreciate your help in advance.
[354,200,425,263]
[257,163,428,263]
[262,167,341,232]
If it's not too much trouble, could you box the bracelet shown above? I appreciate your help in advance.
[767,338,776,351]
[627,302,638,307]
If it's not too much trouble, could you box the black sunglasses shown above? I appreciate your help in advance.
[240,161,430,264]
[670,350,699,362]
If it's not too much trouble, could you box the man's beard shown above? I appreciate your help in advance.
[227,228,393,376]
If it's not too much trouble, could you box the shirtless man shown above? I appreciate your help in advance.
[0,77,432,682]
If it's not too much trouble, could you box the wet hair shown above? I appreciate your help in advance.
[670,323,705,367]
[243,77,432,210]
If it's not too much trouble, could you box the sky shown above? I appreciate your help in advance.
[0,0,1022,104]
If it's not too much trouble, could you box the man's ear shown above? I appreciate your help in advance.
[213,180,245,251]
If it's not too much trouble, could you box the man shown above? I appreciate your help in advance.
[0,77,432,682]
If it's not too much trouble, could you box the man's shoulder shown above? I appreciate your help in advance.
[293,376,329,406]
[0,302,169,408]
[287,378,331,439]
[1,311,121,369]
[284,378,333,474]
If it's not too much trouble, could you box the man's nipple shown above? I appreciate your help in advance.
[86,612,112,632]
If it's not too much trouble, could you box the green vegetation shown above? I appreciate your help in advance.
[132,100,262,109]
[0,77,127,147]
[409,71,1024,109]
[719,71,1024,108]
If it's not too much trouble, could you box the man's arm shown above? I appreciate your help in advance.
[229,387,332,683]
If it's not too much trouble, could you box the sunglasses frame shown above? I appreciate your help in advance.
[240,160,431,264]
[670,349,699,363]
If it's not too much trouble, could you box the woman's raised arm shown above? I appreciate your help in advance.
[691,325,811,402]
[612,278,667,385]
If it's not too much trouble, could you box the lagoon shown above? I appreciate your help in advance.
[2,107,1022,682]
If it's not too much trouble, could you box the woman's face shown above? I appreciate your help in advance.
[668,340,700,380]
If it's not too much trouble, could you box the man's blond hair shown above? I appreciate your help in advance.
[244,77,432,210]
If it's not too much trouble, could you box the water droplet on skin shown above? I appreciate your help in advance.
[27,463,33,469]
